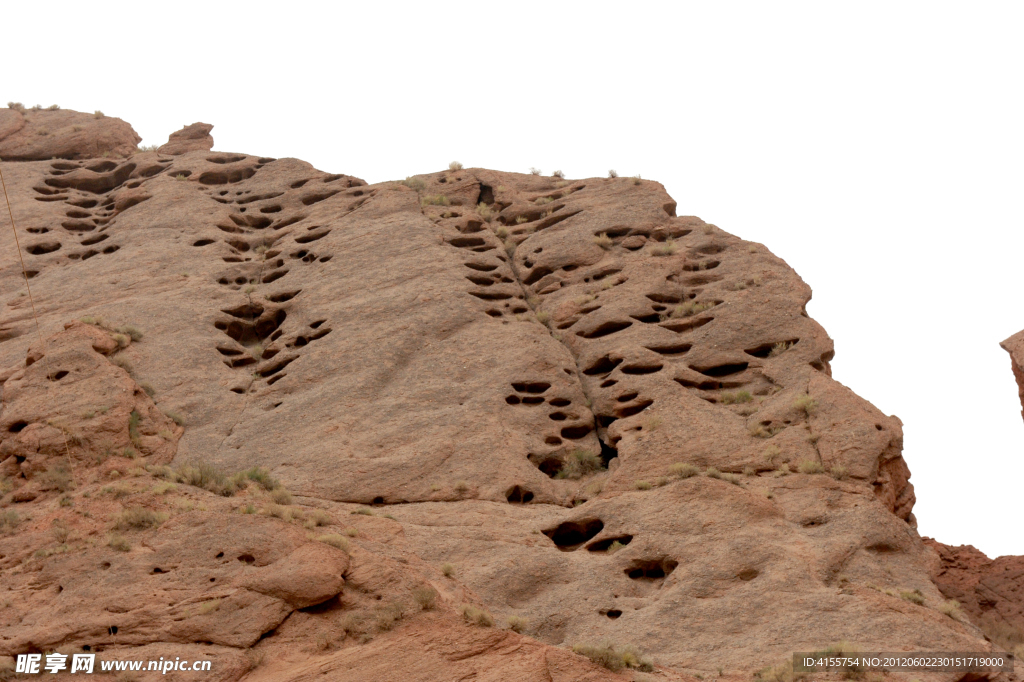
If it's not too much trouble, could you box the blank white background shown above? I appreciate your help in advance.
[4,2,1021,556]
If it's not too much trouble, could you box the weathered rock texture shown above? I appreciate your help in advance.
[159,122,214,156]
[1001,330,1024,423]
[0,107,1019,681]
[0,107,140,161]
[924,539,1024,633]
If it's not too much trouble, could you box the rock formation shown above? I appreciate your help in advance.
[0,106,1019,681]
[1001,330,1024,423]
[159,123,214,156]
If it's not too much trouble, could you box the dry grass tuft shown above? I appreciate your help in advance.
[669,462,700,479]
[593,233,614,249]
[793,393,818,415]
[114,507,165,531]
[572,642,653,673]
[797,460,825,475]
[651,239,677,257]
[555,449,604,480]
[318,534,349,552]
[413,586,438,611]
[507,615,528,632]
[449,161,463,171]
[460,604,494,627]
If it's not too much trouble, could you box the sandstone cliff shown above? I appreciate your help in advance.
[0,108,1019,681]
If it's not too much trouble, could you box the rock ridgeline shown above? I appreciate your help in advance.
[0,106,1020,681]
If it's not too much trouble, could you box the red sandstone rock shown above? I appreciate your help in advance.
[159,122,214,155]
[0,108,1018,681]
[1001,330,1024,423]
[0,107,140,160]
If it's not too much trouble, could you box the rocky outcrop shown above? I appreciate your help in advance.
[0,106,140,160]
[159,122,214,155]
[0,109,1011,680]
[1001,330,1024,423]
[924,539,1024,654]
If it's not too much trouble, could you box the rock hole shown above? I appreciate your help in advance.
[478,184,494,205]
[512,382,550,394]
[630,313,661,324]
[620,363,663,375]
[295,230,330,244]
[48,370,69,381]
[616,401,653,418]
[548,412,569,421]
[521,396,544,405]
[690,362,748,378]
[81,233,109,246]
[645,342,692,356]
[587,535,633,552]
[107,626,118,636]
[744,340,799,358]
[505,485,534,503]
[372,496,384,504]
[598,436,618,466]
[464,262,497,272]
[737,568,759,581]
[606,609,622,619]
[617,392,639,402]
[544,436,562,445]
[262,269,288,284]
[560,425,592,439]
[449,236,486,248]
[624,558,677,580]
[549,398,571,407]
[582,356,623,375]
[151,567,168,574]
[505,395,520,405]
[600,379,617,387]
[267,290,300,303]
[9,421,29,433]
[100,561,111,569]
[26,242,62,255]
[542,519,604,551]
[523,266,554,286]
[660,317,714,333]
[300,191,341,206]
[237,554,255,564]
[577,320,632,339]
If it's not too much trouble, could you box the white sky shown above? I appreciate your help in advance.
[5,2,1022,556]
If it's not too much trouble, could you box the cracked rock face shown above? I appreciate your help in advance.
[0,109,1013,681]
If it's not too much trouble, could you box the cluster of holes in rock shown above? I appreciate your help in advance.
[206,175,371,291]
[213,300,332,391]
[504,381,595,464]
[26,157,176,267]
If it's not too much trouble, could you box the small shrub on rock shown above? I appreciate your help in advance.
[507,615,528,632]
[669,462,700,479]
[572,642,653,672]
[460,604,494,627]
[413,586,438,611]
[318,534,349,551]
[797,460,825,475]
[114,507,165,530]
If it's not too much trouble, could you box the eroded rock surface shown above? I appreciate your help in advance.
[0,107,140,161]
[0,107,1017,680]
[159,122,214,155]
[1001,329,1024,423]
